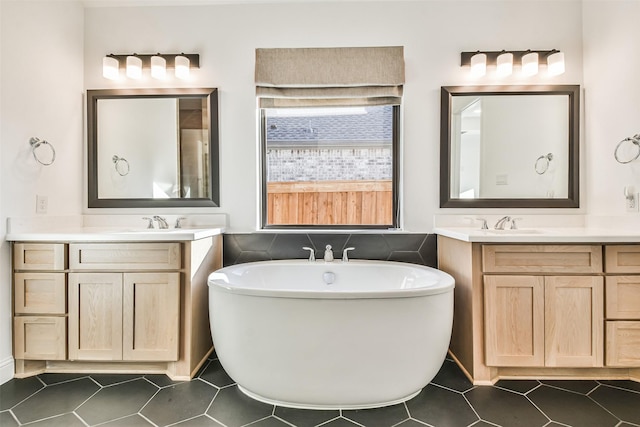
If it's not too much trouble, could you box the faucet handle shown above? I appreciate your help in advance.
[475,217,489,230]
[302,247,315,262]
[511,217,523,230]
[142,217,154,229]
[175,217,187,228]
[342,247,355,262]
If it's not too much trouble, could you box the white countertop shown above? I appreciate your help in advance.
[5,215,226,242]
[433,226,640,243]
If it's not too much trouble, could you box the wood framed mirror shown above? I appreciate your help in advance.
[440,85,579,208]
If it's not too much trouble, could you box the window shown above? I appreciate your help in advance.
[261,105,399,228]
[255,46,404,228]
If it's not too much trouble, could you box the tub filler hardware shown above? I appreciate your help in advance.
[302,247,315,261]
[208,259,455,410]
[342,247,355,262]
[324,245,334,262]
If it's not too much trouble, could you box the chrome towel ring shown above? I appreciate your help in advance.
[30,137,56,166]
[112,155,130,176]
[614,134,640,164]
[535,153,553,175]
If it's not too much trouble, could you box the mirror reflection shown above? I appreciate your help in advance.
[440,85,579,208]
[87,88,219,208]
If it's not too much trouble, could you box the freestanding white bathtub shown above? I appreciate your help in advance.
[207,259,455,410]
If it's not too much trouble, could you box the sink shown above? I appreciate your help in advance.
[485,229,542,234]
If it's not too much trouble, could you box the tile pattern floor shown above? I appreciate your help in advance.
[1,354,639,427]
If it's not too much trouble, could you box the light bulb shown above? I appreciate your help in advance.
[496,52,513,77]
[547,51,565,76]
[470,53,487,77]
[102,56,119,80]
[126,55,142,79]
[151,55,166,79]
[175,55,190,80]
[521,51,539,76]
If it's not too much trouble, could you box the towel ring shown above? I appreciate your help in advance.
[535,153,553,175]
[112,155,130,176]
[614,134,640,164]
[30,137,56,166]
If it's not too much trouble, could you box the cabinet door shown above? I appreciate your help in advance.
[484,275,545,367]
[606,321,640,367]
[68,273,123,361]
[545,276,604,367]
[122,272,180,361]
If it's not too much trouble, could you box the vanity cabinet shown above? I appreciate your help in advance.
[12,237,222,380]
[604,246,640,367]
[438,237,640,384]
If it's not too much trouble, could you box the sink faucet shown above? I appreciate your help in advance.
[342,247,355,262]
[302,247,315,261]
[153,215,169,229]
[324,245,334,262]
[494,216,512,230]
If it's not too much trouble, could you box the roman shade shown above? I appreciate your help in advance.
[255,46,405,108]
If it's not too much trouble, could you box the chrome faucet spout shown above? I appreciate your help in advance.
[494,216,512,230]
[342,247,355,262]
[324,245,334,262]
[302,247,315,261]
[153,215,169,229]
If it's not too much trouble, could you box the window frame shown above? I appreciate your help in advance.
[259,105,401,230]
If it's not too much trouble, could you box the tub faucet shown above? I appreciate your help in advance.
[494,216,511,230]
[342,247,355,262]
[302,247,315,261]
[324,245,334,262]
[153,215,169,229]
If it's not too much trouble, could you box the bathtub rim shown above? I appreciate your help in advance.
[208,259,454,299]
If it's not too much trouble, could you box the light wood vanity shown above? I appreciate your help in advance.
[11,236,221,380]
[438,236,640,384]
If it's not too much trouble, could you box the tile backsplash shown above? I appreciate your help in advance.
[223,233,437,267]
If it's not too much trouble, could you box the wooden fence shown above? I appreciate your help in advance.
[266,180,392,225]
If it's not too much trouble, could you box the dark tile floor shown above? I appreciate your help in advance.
[1,354,639,427]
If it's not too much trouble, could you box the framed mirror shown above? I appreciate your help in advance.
[87,88,219,208]
[440,85,579,208]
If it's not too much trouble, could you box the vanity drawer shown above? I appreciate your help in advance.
[14,273,66,314]
[14,316,67,360]
[69,243,181,270]
[482,245,603,273]
[605,245,640,273]
[606,321,640,367]
[14,243,66,271]
[606,276,640,319]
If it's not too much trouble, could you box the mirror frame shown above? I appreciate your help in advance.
[87,87,219,208]
[440,84,580,208]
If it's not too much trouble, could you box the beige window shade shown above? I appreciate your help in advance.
[256,46,405,108]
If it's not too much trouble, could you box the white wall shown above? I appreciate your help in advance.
[0,0,84,383]
[583,0,640,216]
[83,0,584,231]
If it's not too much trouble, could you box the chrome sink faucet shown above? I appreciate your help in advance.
[342,247,355,262]
[494,216,512,230]
[302,247,315,261]
[153,215,169,229]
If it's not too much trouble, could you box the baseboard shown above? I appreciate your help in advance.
[0,356,15,385]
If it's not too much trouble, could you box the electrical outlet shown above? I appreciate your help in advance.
[625,193,638,213]
[36,195,48,214]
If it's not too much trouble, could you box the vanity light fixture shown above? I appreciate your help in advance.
[150,54,166,79]
[174,54,190,80]
[469,52,487,77]
[102,55,119,80]
[547,50,565,76]
[496,51,513,77]
[460,49,564,78]
[521,51,539,76]
[126,55,143,79]
[101,53,200,80]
